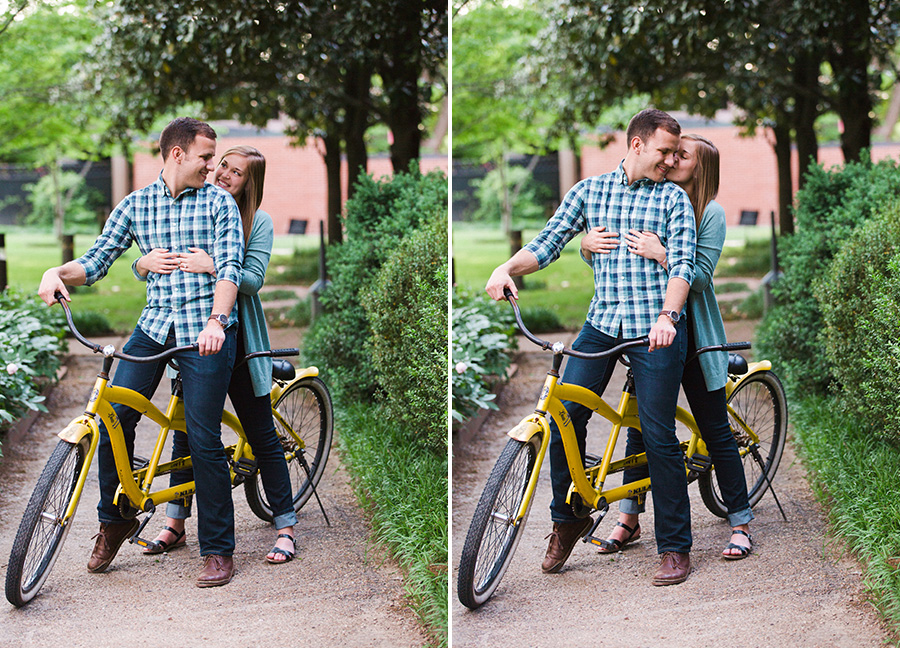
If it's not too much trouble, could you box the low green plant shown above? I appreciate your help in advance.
[714,239,772,278]
[71,310,114,336]
[452,288,516,423]
[520,304,563,332]
[259,289,299,302]
[267,247,320,284]
[0,289,66,445]
[265,298,312,328]
[336,401,448,647]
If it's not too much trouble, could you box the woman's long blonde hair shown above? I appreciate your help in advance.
[220,145,266,246]
[681,134,719,227]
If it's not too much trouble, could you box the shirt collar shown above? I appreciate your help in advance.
[616,162,654,190]
[155,172,199,200]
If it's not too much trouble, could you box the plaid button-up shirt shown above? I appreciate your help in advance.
[77,175,244,347]
[524,163,696,339]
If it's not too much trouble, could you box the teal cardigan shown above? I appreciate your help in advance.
[688,200,728,392]
[133,209,275,397]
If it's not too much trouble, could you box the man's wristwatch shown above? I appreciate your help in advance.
[208,313,228,328]
[659,309,680,324]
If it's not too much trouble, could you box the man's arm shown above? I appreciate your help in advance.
[37,262,87,305]
[648,277,690,351]
[196,279,239,356]
[485,249,540,301]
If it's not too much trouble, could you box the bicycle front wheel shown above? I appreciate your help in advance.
[6,438,90,607]
[244,376,334,522]
[457,434,541,610]
[699,370,788,518]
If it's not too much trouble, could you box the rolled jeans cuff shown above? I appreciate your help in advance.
[619,496,645,515]
[273,510,298,529]
[166,500,192,520]
[727,506,755,528]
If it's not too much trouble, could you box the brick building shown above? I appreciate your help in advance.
[128,123,448,236]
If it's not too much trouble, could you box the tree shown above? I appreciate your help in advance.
[0,0,112,240]
[89,0,447,244]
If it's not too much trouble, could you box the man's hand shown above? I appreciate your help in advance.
[581,226,620,259]
[138,249,180,275]
[648,314,676,351]
[38,269,69,306]
[197,321,225,356]
[485,266,517,301]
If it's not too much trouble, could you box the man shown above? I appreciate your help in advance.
[485,109,697,585]
[38,117,244,588]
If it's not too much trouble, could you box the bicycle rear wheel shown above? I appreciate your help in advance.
[6,438,90,607]
[457,433,541,610]
[244,377,334,522]
[699,370,788,518]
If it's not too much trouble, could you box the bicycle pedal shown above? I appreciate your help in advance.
[232,457,257,477]
[132,455,150,471]
[684,452,711,473]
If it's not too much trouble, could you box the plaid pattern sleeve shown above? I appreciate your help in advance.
[76,199,135,285]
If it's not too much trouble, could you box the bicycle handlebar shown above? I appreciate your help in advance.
[502,288,751,361]
[54,292,298,364]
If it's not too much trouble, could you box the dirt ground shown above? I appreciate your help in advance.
[451,319,895,648]
[0,328,427,647]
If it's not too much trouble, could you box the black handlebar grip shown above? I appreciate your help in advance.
[270,348,299,357]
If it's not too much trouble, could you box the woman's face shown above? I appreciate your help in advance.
[213,154,249,198]
[667,139,699,186]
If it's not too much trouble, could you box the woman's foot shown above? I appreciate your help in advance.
[722,526,753,560]
[143,523,186,555]
[266,529,296,564]
[597,514,641,554]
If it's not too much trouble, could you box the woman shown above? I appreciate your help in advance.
[134,145,297,564]
[581,134,754,560]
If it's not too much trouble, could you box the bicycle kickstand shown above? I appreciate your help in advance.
[749,445,788,521]
[298,453,331,527]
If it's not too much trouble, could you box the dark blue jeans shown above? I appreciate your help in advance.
[622,325,753,527]
[96,325,238,556]
[167,330,297,529]
[549,320,691,554]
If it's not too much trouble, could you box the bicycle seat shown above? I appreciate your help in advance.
[728,353,748,375]
[272,359,296,381]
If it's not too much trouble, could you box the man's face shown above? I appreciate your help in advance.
[632,128,680,182]
[177,135,217,189]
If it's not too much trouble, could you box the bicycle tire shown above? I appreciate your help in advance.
[698,370,788,518]
[457,434,541,610]
[244,376,334,522]
[6,438,90,607]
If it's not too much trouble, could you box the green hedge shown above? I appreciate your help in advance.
[816,203,900,443]
[303,164,448,403]
[0,289,66,451]
[364,214,448,452]
[757,157,900,394]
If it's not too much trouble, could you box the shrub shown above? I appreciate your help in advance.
[364,215,448,453]
[756,157,900,394]
[0,289,66,446]
[816,203,900,442]
[303,164,448,401]
[451,288,517,423]
[72,309,114,336]
[469,164,551,227]
[23,170,105,233]
[520,304,563,333]
[267,247,320,284]
[266,298,312,329]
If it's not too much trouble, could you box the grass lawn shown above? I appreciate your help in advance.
[452,222,773,330]
[2,230,317,333]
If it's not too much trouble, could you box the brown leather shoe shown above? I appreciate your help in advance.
[541,517,593,574]
[652,551,691,586]
[196,554,234,588]
[87,519,140,573]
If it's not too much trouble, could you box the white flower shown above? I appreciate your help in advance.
[6,363,19,375]
[455,362,468,374]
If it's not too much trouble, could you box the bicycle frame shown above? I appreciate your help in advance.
[54,355,321,530]
[506,356,774,532]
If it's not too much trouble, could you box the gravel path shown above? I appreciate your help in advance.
[0,328,426,647]
[451,321,892,648]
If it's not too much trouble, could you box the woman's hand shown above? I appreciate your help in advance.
[177,248,216,276]
[137,249,179,276]
[624,230,667,267]
[581,226,620,260]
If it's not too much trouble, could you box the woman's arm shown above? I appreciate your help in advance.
[132,249,180,281]
[579,226,619,263]
[624,230,668,269]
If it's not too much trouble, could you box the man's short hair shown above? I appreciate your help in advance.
[159,117,217,161]
[626,109,681,145]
